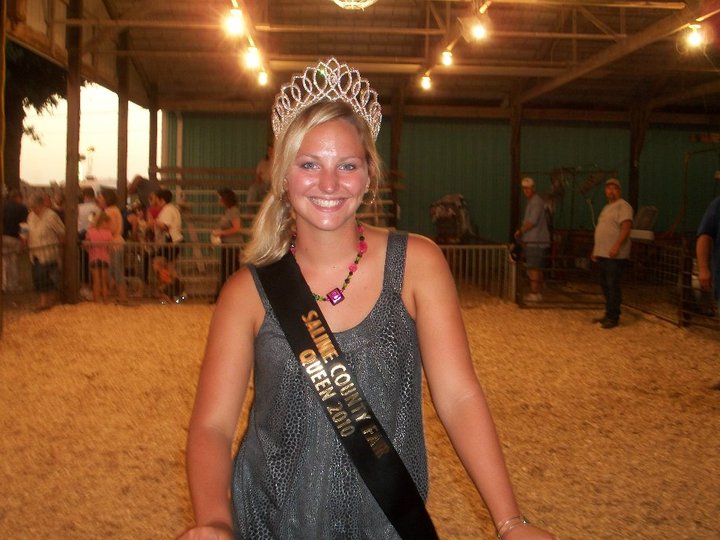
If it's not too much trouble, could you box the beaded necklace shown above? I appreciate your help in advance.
[289,222,367,306]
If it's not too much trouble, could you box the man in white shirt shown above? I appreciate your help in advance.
[591,178,633,329]
[154,189,183,262]
[25,195,66,311]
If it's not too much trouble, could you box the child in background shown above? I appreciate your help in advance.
[84,211,113,302]
[152,256,186,304]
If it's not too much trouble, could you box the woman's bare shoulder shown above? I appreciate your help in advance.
[405,232,446,265]
[214,265,265,333]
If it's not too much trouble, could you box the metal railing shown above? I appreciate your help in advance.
[4,236,717,331]
[441,244,516,302]
[4,241,516,305]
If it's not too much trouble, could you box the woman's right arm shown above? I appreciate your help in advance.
[179,267,263,539]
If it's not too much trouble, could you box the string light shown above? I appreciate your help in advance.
[686,23,704,48]
[244,46,261,70]
[471,17,489,40]
[225,3,268,88]
[420,75,432,90]
[441,50,453,66]
[224,8,244,37]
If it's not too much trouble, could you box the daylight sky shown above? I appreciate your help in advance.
[20,83,154,186]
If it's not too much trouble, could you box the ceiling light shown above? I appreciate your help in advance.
[420,75,432,90]
[224,8,244,37]
[686,23,704,48]
[258,71,268,86]
[472,20,488,40]
[332,0,378,9]
[244,46,261,70]
[459,14,491,42]
[441,50,453,66]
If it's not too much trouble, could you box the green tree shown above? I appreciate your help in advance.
[4,41,67,190]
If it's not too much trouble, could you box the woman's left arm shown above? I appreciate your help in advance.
[404,235,557,540]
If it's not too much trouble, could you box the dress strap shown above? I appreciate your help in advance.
[383,231,408,295]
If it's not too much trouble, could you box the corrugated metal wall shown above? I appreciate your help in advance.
[640,127,720,233]
[398,118,511,242]
[168,113,720,241]
[180,113,269,183]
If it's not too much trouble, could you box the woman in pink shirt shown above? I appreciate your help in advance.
[84,211,113,302]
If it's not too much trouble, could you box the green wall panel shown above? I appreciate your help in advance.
[181,113,269,183]
[640,127,720,234]
[397,118,511,242]
[167,112,720,241]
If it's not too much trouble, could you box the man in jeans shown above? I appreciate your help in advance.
[591,178,633,329]
[515,177,550,302]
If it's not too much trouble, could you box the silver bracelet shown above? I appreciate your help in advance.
[496,515,530,539]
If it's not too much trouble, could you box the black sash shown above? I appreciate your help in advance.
[256,252,438,540]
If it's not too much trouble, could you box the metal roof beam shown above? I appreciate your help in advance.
[519,0,720,105]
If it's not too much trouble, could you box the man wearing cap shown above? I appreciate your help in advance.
[591,178,633,328]
[515,177,550,302]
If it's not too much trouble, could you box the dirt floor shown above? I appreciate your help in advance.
[0,296,718,539]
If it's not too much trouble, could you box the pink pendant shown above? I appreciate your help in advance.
[327,288,345,305]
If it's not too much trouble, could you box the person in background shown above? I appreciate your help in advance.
[128,174,160,210]
[211,188,243,302]
[152,255,185,304]
[78,186,100,287]
[2,189,29,293]
[24,194,65,311]
[247,144,273,207]
[127,200,148,243]
[696,195,720,314]
[51,191,66,221]
[515,177,550,302]
[154,188,183,263]
[98,188,128,304]
[84,211,113,303]
[179,58,556,540]
[590,178,633,329]
[78,187,100,239]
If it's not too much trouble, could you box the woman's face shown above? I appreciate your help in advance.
[286,118,369,232]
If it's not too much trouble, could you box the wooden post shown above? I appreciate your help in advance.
[509,102,522,238]
[148,95,158,181]
[63,0,82,304]
[117,31,129,204]
[389,88,405,228]
[629,104,650,212]
[1,0,8,335]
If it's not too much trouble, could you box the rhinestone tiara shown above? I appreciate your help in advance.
[271,58,382,141]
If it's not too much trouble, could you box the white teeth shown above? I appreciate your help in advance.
[311,198,343,208]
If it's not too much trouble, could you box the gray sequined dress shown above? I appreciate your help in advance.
[233,232,428,539]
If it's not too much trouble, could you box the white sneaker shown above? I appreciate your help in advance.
[524,293,543,302]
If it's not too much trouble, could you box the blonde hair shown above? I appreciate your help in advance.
[242,101,383,266]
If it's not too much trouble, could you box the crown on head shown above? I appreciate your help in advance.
[271,58,382,141]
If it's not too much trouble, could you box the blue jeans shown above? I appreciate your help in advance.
[597,257,627,322]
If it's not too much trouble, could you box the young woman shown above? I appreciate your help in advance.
[180,59,557,540]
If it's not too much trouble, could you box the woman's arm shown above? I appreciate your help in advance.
[404,235,556,540]
[212,215,242,238]
[180,268,263,538]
